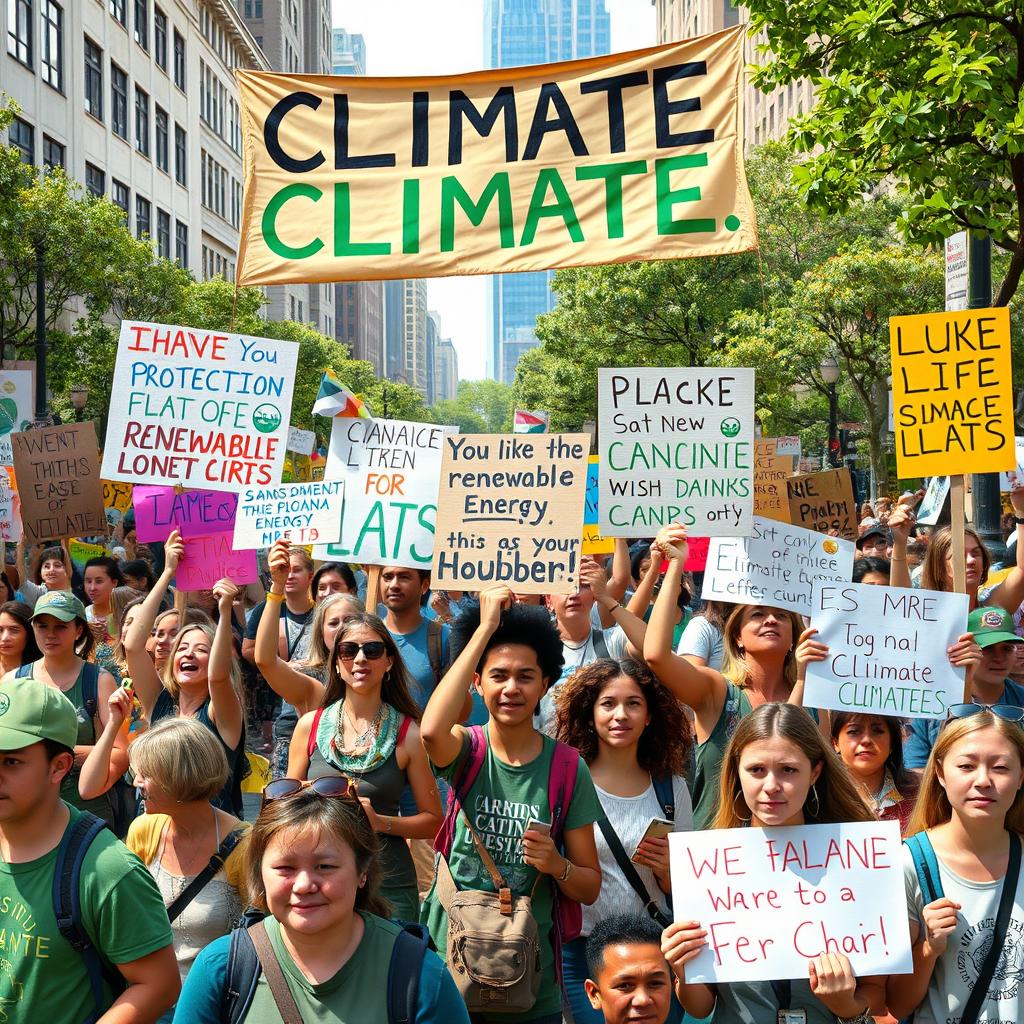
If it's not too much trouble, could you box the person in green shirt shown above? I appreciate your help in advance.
[0,676,177,1022]
[420,584,604,1024]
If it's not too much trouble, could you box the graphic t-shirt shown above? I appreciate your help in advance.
[421,727,603,1024]
[904,842,1024,1024]
[0,803,172,1021]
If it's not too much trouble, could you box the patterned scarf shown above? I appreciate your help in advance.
[315,698,400,774]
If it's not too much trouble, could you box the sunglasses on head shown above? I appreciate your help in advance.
[336,641,388,661]
[260,775,360,811]
[946,703,1024,724]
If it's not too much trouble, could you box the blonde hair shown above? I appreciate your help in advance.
[922,526,990,593]
[907,713,1024,836]
[719,604,802,693]
[129,717,229,803]
[303,592,364,671]
[110,587,145,668]
[161,622,243,705]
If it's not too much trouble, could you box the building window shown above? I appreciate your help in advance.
[111,64,128,139]
[175,221,187,267]
[135,195,151,239]
[40,1,63,91]
[112,179,129,219]
[155,105,168,170]
[7,0,31,66]
[8,117,34,164]
[84,38,102,120]
[156,208,170,258]
[135,85,149,155]
[85,162,105,197]
[42,135,64,170]
[134,0,147,49]
[153,6,166,68]
[173,29,185,89]
[244,0,263,15]
[109,0,126,26]
[174,123,186,185]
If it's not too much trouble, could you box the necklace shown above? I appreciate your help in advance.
[336,699,384,753]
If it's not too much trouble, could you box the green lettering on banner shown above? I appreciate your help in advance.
[655,154,715,236]
[402,179,420,254]
[439,173,514,252]
[334,182,392,256]
[576,160,647,239]
[263,184,324,259]
[520,167,583,246]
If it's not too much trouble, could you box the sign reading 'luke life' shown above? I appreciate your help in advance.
[597,367,754,537]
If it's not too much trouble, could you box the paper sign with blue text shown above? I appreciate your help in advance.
[234,480,344,548]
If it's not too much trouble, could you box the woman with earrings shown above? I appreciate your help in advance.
[554,657,694,1024]
[663,702,885,1024]
[286,613,442,921]
[886,709,1024,1023]
[643,523,812,829]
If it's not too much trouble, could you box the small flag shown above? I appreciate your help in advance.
[514,410,549,434]
[312,370,373,419]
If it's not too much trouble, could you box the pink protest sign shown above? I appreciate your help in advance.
[133,486,237,542]
[176,531,257,591]
[685,537,711,572]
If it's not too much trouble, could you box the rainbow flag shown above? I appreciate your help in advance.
[513,409,549,434]
[312,371,373,419]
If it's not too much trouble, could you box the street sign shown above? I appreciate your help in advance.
[945,231,969,311]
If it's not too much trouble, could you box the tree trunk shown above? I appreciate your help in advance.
[866,377,891,497]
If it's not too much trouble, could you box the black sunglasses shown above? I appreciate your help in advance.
[260,775,359,811]
[946,703,1024,724]
[336,641,388,661]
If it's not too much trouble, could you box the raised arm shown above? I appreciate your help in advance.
[582,557,647,658]
[597,538,631,629]
[989,485,1024,612]
[887,501,918,589]
[79,686,133,801]
[207,578,244,752]
[626,544,661,620]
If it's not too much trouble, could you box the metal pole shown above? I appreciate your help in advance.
[827,383,840,468]
[34,238,47,422]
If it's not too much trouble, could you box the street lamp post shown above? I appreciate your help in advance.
[820,357,841,469]
[69,385,89,423]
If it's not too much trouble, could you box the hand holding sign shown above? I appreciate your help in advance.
[164,529,184,574]
[655,523,689,565]
[267,539,290,591]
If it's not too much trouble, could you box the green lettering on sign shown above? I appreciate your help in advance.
[439,173,514,252]
[520,168,583,246]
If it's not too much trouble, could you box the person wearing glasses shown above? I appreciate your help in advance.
[904,606,1023,769]
[286,613,442,921]
[887,709,1024,1024]
[174,786,469,1023]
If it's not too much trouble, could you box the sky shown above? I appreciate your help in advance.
[330,0,657,380]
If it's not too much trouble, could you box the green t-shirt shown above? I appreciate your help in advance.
[421,726,603,1023]
[0,802,173,1021]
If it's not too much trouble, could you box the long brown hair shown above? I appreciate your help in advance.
[713,703,874,829]
[907,713,1024,837]
[322,613,420,721]
[922,526,989,593]
[241,788,389,918]
[554,658,692,778]
[719,605,803,692]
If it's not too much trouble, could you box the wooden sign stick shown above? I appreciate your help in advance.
[365,565,382,612]
[950,474,967,596]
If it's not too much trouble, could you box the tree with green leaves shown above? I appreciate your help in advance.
[431,379,513,433]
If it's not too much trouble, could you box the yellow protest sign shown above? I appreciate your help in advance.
[753,439,792,524]
[890,307,1014,477]
[236,27,756,286]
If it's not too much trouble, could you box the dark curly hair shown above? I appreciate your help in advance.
[554,658,692,778]
[450,598,564,684]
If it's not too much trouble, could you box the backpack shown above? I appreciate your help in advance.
[426,619,445,684]
[221,918,433,1024]
[53,811,126,1024]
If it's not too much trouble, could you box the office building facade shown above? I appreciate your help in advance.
[434,338,459,403]
[331,26,365,75]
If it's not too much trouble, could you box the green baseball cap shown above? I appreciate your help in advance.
[0,677,79,750]
[968,606,1024,649]
[31,590,87,623]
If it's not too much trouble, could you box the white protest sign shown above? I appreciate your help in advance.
[313,418,455,569]
[805,581,968,718]
[775,436,801,459]
[1000,438,1024,491]
[101,321,299,492]
[0,371,33,464]
[597,367,755,537]
[233,480,344,549]
[0,471,20,542]
[916,476,950,526]
[702,516,855,616]
[669,821,912,983]
[287,425,316,456]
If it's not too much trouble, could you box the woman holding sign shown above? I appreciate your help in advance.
[887,711,1024,1024]
[643,524,808,829]
[662,702,884,1024]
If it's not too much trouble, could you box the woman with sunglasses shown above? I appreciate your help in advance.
[886,709,1024,1024]
[285,613,442,921]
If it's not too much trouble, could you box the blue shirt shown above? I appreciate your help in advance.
[389,618,451,711]
[904,677,1024,769]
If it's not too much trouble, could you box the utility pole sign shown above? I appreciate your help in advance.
[945,231,969,312]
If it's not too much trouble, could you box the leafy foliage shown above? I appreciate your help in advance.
[432,379,514,433]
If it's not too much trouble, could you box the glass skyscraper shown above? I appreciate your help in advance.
[485,0,611,383]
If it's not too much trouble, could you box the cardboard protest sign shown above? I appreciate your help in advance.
[101,321,299,492]
[234,480,344,548]
[916,476,951,526]
[598,367,755,538]
[582,456,614,556]
[1000,438,1024,491]
[0,370,33,464]
[432,433,589,595]
[12,423,106,544]
[133,486,238,542]
[314,418,452,569]
[890,307,1014,477]
[805,581,968,718]
[787,469,857,541]
[287,425,316,456]
[176,531,258,591]
[236,28,756,287]
[68,538,109,575]
[669,820,911,982]
[702,516,855,617]
[754,439,792,524]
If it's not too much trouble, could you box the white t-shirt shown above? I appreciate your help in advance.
[676,615,724,670]
[582,776,693,936]
[904,842,1024,1024]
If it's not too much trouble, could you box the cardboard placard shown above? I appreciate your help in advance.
[754,439,793,523]
[890,307,1015,477]
[133,486,238,542]
[12,422,106,544]
[582,456,614,556]
[0,370,34,464]
[669,821,912,982]
[432,433,589,595]
[176,531,258,591]
[805,581,969,718]
[234,480,344,548]
[702,517,855,616]
[102,320,299,492]
[598,367,755,537]
[102,480,134,516]
[787,469,857,541]
[287,425,316,456]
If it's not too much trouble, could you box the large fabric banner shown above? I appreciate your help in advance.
[236,27,756,285]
